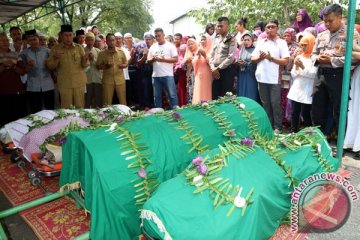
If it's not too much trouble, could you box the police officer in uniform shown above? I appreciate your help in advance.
[312,4,359,134]
[209,16,237,99]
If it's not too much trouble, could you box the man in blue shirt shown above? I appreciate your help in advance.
[20,29,55,113]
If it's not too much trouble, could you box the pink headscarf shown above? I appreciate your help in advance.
[259,32,267,40]
[174,44,188,71]
[253,29,262,37]
[283,28,296,42]
[199,35,213,56]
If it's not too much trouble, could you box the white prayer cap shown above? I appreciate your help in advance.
[124,33,132,38]
[114,32,123,37]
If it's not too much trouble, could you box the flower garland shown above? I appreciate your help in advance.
[140,94,337,236]
[221,96,297,189]
[26,109,68,132]
[167,95,258,216]
[195,101,238,141]
[157,111,210,154]
[113,124,158,205]
[277,129,334,173]
[184,140,256,217]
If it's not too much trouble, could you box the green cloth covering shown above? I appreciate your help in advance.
[59,97,273,240]
[141,129,339,240]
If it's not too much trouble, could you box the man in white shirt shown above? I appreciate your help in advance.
[147,28,179,109]
[84,32,102,108]
[251,20,289,132]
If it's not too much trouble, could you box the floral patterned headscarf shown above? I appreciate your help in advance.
[283,28,296,42]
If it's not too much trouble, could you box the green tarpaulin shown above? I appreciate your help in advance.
[141,129,338,239]
[60,97,273,239]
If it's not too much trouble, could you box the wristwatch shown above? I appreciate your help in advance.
[269,56,274,62]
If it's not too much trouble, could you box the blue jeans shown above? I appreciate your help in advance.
[152,76,179,109]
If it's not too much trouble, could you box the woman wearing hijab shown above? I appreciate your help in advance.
[236,32,259,102]
[281,28,298,124]
[192,35,213,104]
[292,9,314,32]
[287,34,317,132]
[315,7,327,35]
[175,43,187,107]
[183,38,198,104]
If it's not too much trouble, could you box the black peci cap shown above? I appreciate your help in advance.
[61,24,73,33]
[25,29,37,37]
[76,29,85,36]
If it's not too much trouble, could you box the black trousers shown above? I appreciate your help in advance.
[312,68,343,133]
[212,66,235,100]
[27,90,55,114]
[291,100,312,132]
[126,70,139,106]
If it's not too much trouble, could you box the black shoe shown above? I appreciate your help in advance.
[354,152,360,160]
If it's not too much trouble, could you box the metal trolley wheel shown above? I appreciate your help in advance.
[16,160,26,168]
[28,170,37,179]
[31,177,41,186]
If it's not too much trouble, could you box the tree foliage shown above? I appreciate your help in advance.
[5,0,153,38]
[190,0,353,31]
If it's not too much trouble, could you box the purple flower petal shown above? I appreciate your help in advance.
[172,112,181,119]
[138,169,147,178]
[240,138,254,148]
[305,129,314,135]
[115,116,124,123]
[192,157,204,165]
[59,137,67,145]
[197,163,208,175]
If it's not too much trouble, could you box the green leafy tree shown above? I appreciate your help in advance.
[190,0,352,31]
[5,0,153,39]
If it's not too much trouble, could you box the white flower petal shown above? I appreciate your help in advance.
[107,123,117,132]
[193,175,204,187]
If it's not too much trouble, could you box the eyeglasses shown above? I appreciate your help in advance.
[266,25,277,29]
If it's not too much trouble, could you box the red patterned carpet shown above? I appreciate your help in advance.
[0,156,58,206]
[20,197,90,240]
[0,149,90,240]
[269,224,308,240]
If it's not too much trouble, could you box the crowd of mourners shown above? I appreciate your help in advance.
[1,3,360,158]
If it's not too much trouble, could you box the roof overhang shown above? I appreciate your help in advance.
[0,0,52,25]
